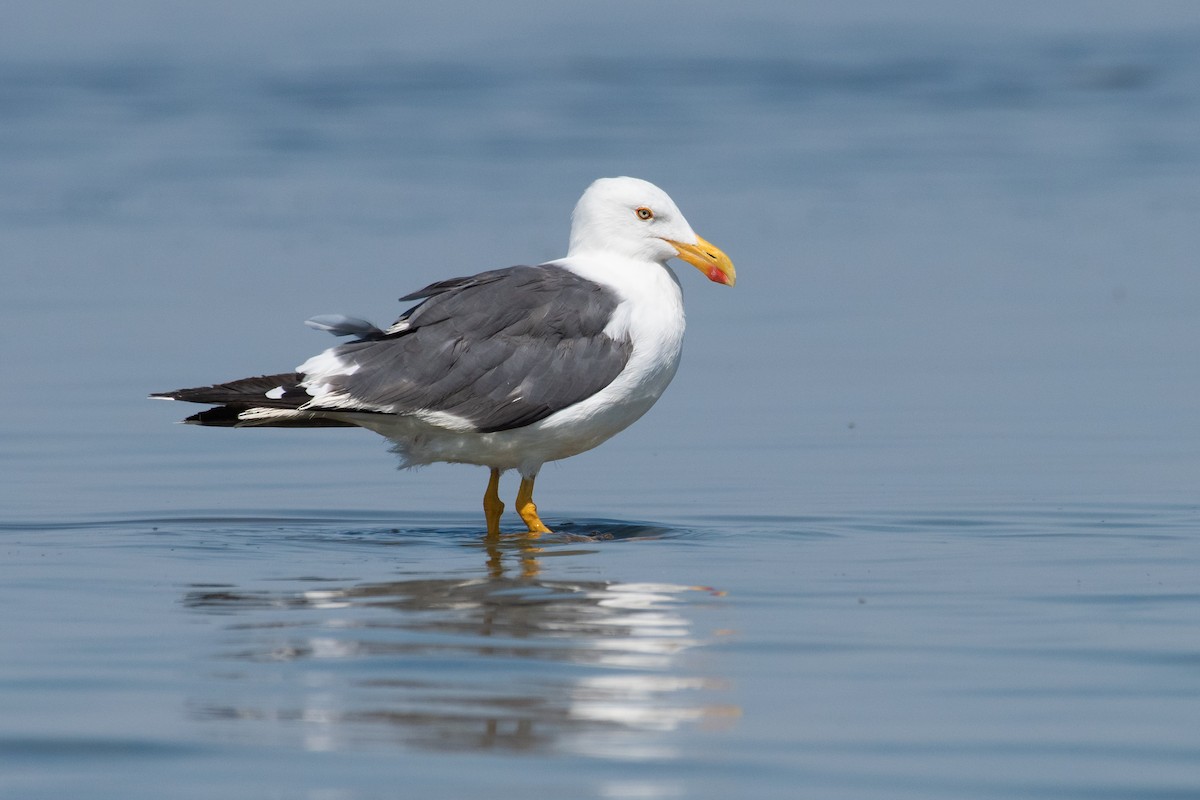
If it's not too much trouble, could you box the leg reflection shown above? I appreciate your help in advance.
[485,533,542,579]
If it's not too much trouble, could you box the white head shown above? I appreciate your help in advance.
[568,177,736,286]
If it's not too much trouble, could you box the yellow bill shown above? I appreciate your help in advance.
[665,235,737,286]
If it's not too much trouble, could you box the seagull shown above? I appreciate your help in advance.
[153,177,736,536]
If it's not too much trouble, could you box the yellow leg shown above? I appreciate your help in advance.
[515,475,552,535]
[483,468,505,538]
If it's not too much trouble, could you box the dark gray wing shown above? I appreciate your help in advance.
[312,265,632,433]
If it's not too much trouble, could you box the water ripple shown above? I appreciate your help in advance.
[176,532,735,758]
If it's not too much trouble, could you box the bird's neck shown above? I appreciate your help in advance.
[554,252,673,295]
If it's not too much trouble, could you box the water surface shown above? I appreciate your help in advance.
[4,507,1199,799]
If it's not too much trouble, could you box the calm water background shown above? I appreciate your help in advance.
[3,2,1200,798]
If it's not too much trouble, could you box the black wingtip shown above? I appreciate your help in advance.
[179,404,359,428]
[149,373,305,406]
[182,406,245,426]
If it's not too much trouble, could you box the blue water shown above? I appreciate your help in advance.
[3,4,1200,798]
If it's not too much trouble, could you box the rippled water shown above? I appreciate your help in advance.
[3,3,1200,798]
[5,507,1199,798]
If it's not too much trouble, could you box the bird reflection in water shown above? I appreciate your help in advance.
[184,529,737,757]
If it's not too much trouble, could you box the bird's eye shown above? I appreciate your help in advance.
[635,207,654,221]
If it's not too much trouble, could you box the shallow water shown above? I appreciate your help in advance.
[4,3,1200,798]
[4,507,1199,799]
